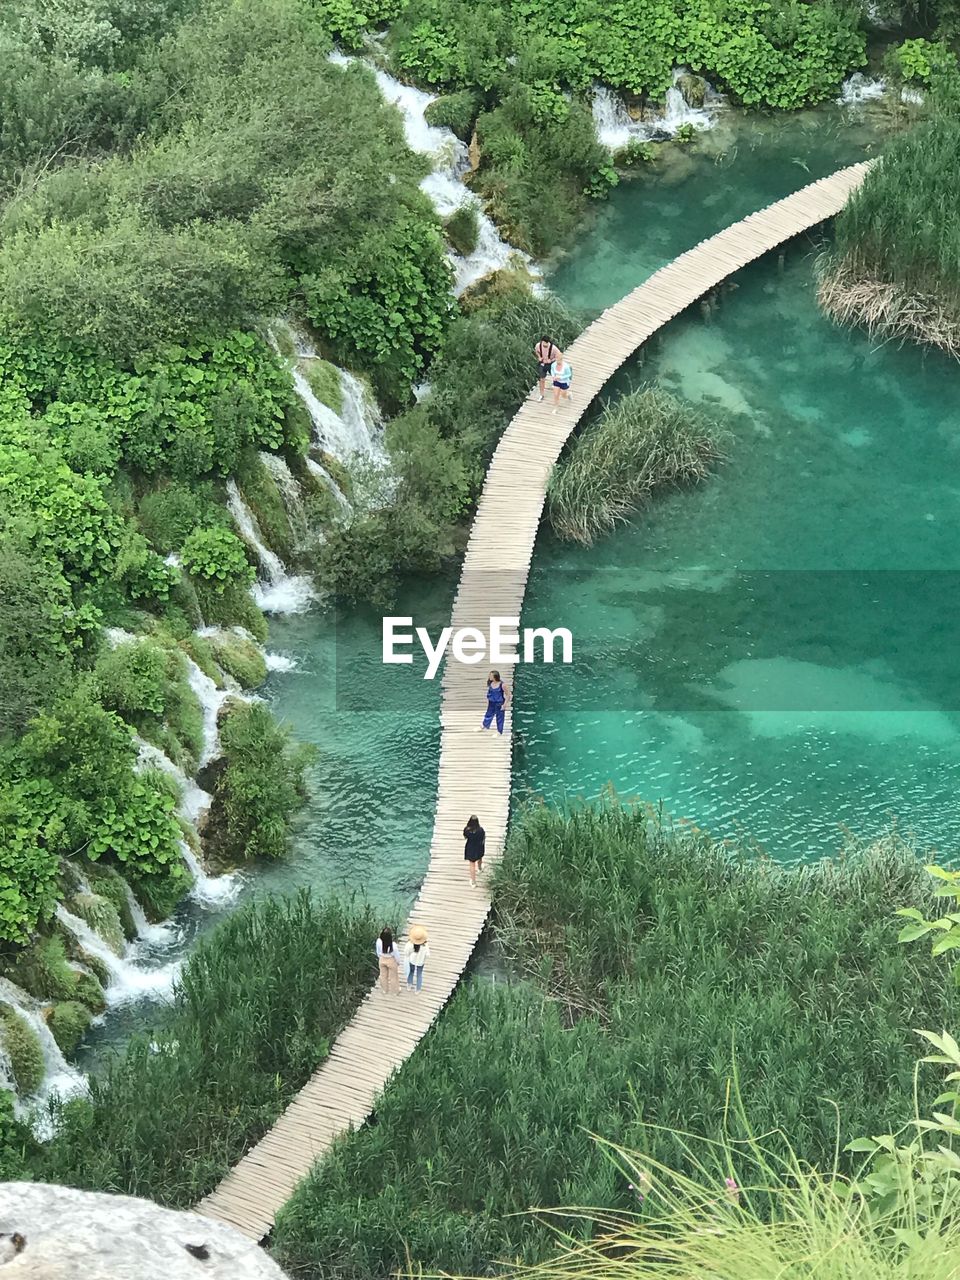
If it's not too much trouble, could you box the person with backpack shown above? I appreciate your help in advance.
[534,335,560,402]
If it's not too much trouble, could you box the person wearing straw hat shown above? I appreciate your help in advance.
[404,925,430,993]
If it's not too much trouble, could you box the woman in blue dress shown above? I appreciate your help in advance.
[482,670,509,735]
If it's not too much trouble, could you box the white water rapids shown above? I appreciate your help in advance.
[592,68,722,148]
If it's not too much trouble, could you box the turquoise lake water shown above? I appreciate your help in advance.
[516,107,960,859]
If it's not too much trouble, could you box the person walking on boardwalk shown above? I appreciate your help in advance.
[404,925,430,993]
[463,815,486,888]
[375,927,400,995]
[534,334,560,402]
[551,351,573,411]
[482,670,509,735]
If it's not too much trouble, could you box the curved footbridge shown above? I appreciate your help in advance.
[196,161,871,1240]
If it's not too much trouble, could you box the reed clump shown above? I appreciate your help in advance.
[40,892,379,1206]
[547,388,722,546]
[272,802,955,1279]
[821,115,960,354]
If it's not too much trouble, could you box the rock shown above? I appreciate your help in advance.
[468,128,480,172]
[0,1183,289,1278]
[678,74,707,108]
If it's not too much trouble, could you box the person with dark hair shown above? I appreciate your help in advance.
[481,670,509,735]
[375,926,400,995]
[463,815,486,887]
[534,334,560,402]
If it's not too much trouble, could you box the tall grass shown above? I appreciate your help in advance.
[272,803,956,1279]
[547,388,722,546]
[478,1134,960,1280]
[823,115,960,352]
[40,893,380,1206]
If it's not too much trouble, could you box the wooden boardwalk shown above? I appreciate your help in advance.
[195,161,870,1240]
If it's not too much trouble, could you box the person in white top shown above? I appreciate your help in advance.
[550,352,573,411]
[403,925,430,993]
[375,927,400,995]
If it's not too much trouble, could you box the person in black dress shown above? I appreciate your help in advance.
[463,815,485,888]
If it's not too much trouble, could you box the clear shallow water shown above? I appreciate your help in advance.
[518,108,960,860]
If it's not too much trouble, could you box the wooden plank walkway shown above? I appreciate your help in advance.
[195,161,871,1240]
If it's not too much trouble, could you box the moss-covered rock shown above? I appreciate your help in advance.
[8,935,78,1003]
[85,866,138,942]
[48,1000,93,1056]
[207,630,268,689]
[424,89,482,141]
[302,359,343,414]
[0,1006,44,1095]
[233,456,296,566]
[180,633,222,686]
[194,579,269,643]
[444,204,480,256]
[678,73,707,107]
[67,893,126,957]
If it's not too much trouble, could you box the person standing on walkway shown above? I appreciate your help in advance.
[376,927,400,995]
[534,335,560,402]
[404,925,430,993]
[463,815,486,887]
[551,351,573,411]
[482,670,509,735]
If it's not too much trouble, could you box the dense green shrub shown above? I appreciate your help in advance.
[42,893,380,1205]
[181,527,255,592]
[137,483,222,553]
[48,1001,93,1056]
[0,1006,44,1096]
[424,89,483,139]
[883,37,957,86]
[547,387,723,544]
[95,639,169,720]
[206,703,311,863]
[273,805,957,1278]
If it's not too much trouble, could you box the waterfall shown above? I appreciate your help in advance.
[225,479,316,615]
[592,68,721,148]
[0,980,87,1120]
[305,456,352,516]
[56,907,180,1007]
[291,363,385,463]
[260,452,309,544]
[177,838,240,909]
[136,734,212,825]
[837,73,886,106]
[330,51,532,294]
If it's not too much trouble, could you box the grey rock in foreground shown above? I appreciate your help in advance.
[0,1183,289,1278]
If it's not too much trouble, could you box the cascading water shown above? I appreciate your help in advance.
[330,50,532,293]
[305,456,352,516]
[55,907,181,1007]
[836,73,886,106]
[592,68,721,148]
[226,479,316,614]
[260,452,309,544]
[0,979,86,1123]
[265,651,298,672]
[136,735,212,826]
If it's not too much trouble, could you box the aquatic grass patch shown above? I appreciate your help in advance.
[272,805,955,1278]
[41,893,380,1206]
[823,116,960,353]
[547,388,722,545]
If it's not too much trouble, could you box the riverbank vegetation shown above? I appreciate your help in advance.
[547,388,723,545]
[17,895,380,1205]
[271,802,955,1278]
[819,112,960,354]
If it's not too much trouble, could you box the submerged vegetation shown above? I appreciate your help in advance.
[271,804,955,1278]
[548,388,722,545]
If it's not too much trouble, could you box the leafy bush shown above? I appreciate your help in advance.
[424,89,483,139]
[883,37,957,87]
[613,138,656,168]
[205,703,311,863]
[42,893,380,1205]
[273,804,957,1278]
[547,387,723,544]
[96,639,169,720]
[137,482,222,553]
[181,526,255,592]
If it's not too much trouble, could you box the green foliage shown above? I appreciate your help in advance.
[613,138,656,168]
[0,1006,44,1096]
[831,117,960,328]
[67,892,126,956]
[138,482,223,553]
[444,204,480,256]
[6,934,104,1013]
[205,631,268,690]
[96,640,169,720]
[206,703,310,863]
[274,804,957,1278]
[0,535,74,735]
[48,1001,94,1057]
[302,358,343,415]
[42,893,379,1205]
[424,89,483,139]
[883,37,957,87]
[0,779,63,945]
[311,0,406,45]
[548,387,723,544]
[182,527,255,592]
[84,865,138,941]
[0,1088,34,1181]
